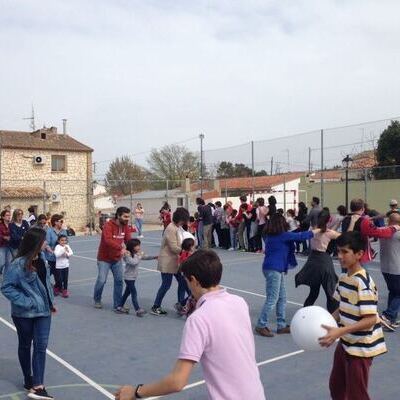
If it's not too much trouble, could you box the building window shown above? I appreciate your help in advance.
[51,155,66,172]
[177,197,184,207]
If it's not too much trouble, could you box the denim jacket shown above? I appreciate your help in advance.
[1,253,54,318]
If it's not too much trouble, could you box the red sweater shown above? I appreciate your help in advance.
[97,220,132,262]
[179,250,193,265]
[360,217,395,263]
[0,222,10,247]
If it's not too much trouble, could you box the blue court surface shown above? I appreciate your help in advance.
[0,231,399,399]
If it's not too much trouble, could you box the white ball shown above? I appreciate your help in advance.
[291,306,338,351]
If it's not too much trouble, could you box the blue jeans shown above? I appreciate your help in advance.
[0,246,12,275]
[197,221,204,248]
[383,273,400,322]
[134,219,143,236]
[12,316,51,387]
[230,227,238,249]
[120,280,140,311]
[257,269,287,329]
[93,260,123,309]
[153,272,190,308]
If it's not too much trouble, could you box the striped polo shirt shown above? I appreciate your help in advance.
[333,268,387,358]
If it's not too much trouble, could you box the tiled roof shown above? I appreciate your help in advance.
[1,186,48,199]
[350,150,377,169]
[191,172,304,192]
[309,170,343,181]
[0,128,93,152]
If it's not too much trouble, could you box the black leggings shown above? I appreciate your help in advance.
[55,268,69,291]
[304,283,338,313]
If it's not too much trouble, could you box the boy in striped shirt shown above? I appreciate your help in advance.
[319,231,386,400]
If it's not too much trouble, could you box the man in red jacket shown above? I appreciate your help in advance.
[341,199,399,264]
[93,207,132,311]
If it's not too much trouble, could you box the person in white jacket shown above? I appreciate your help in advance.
[53,235,73,298]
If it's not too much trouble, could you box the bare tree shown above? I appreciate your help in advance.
[105,156,149,195]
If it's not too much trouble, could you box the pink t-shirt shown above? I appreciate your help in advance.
[310,230,338,252]
[178,289,266,400]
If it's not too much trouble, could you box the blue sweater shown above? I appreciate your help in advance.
[9,221,30,249]
[263,231,314,273]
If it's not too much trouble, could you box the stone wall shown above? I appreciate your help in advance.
[1,148,92,232]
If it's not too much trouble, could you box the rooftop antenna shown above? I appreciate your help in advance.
[23,104,36,131]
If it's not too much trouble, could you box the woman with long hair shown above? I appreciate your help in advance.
[151,207,191,316]
[1,227,56,399]
[0,209,12,278]
[255,214,319,337]
[295,209,340,313]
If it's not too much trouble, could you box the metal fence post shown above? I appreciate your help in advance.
[129,181,133,225]
[320,129,324,206]
[283,175,287,212]
[251,141,255,202]
[364,168,368,203]
[43,180,46,214]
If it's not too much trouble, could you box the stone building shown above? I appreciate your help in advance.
[0,126,93,232]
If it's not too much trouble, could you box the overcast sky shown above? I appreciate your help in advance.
[1,0,400,175]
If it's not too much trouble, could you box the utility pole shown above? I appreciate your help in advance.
[320,129,324,206]
[270,157,273,175]
[251,141,255,201]
[308,147,312,173]
[199,133,205,197]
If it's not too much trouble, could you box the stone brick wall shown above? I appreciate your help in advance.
[1,148,92,232]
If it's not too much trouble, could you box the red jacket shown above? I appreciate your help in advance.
[360,217,395,263]
[0,222,10,247]
[179,250,193,265]
[97,220,132,262]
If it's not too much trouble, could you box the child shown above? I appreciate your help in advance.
[115,238,157,317]
[227,209,239,251]
[54,234,73,298]
[179,237,197,316]
[319,231,387,400]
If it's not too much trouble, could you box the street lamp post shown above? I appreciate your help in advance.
[342,154,353,211]
[199,133,205,197]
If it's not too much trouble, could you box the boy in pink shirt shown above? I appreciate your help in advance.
[115,250,266,400]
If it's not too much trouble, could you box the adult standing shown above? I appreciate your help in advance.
[267,195,277,217]
[295,201,309,254]
[255,198,268,253]
[134,203,145,238]
[213,201,224,247]
[9,209,30,258]
[93,207,132,311]
[151,207,190,316]
[387,199,400,217]
[1,227,55,400]
[0,209,12,279]
[44,214,67,288]
[237,195,249,251]
[379,212,400,331]
[196,198,213,249]
[304,196,322,229]
[26,206,37,226]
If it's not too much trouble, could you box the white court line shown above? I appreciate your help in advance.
[0,316,114,399]
[147,349,305,399]
[73,255,304,307]
[222,285,304,307]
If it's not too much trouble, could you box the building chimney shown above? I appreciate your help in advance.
[49,126,57,134]
[62,119,67,135]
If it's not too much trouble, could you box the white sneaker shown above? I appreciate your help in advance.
[138,235,144,238]
[228,247,234,251]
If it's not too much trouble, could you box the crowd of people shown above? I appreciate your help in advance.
[1,195,400,399]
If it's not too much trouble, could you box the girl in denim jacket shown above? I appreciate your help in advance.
[1,227,56,400]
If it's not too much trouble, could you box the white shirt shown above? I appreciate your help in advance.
[54,244,73,269]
